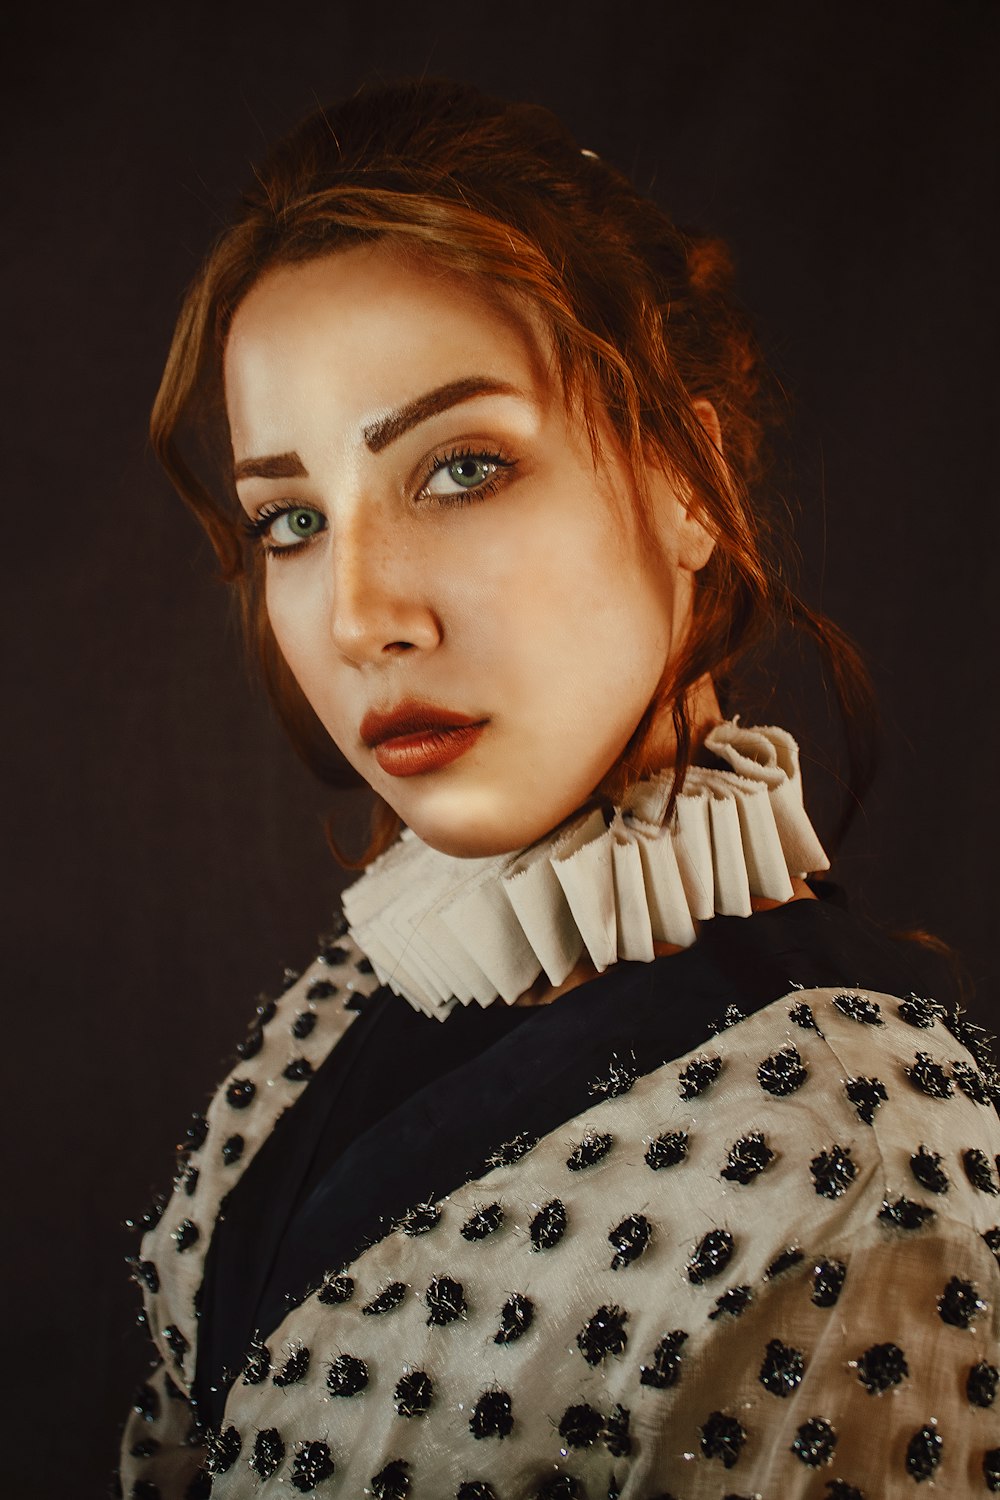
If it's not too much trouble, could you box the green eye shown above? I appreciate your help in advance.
[267,506,326,548]
[448,457,493,488]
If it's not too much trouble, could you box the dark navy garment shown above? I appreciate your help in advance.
[194,893,957,1426]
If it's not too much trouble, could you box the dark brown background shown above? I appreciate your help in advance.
[3,1,997,1492]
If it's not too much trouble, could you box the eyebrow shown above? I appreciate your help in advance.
[232,376,522,482]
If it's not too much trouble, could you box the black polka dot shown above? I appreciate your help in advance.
[533,1476,582,1500]
[183,1112,208,1150]
[709,1285,752,1320]
[530,1199,568,1250]
[326,1353,369,1396]
[317,1272,354,1305]
[129,1439,160,1459]
[371,1459,410,1499]
[644,1131,688,1170]
[456,1485,497,1500]
[306,979,337,1000]
[292,1011,317,1040]
[131,1383,159,1423]
[181,1165,199,1197]
[163,1325,189,1366]
[172,1219,199,1253]
[824,1483,865,1500]
[396,1201,441,1235]
[494,1292,533,1344]
[938,1276,983,1329]
[985,1227,1000,1265]
[856,1342,908,1393]
[236,1028,263,1060]
[242,1335,270,1384]
[810,1144,857,1199]
[290,1441,335,1492]
[707,1002,746,1034]
[588,1052,637,1099]
[812,1258,847,1308]
[639,1329,688,1388]
[721,1132,775,1184]
[577,1304,629,1364]
[133,1260,159,1294]
[558,1401,603,1447]
[792,1417,837,1467]
[185,1467,212,1499]
[130,1483,161,1499]
[609,1213,652,1268]
[878,1197,935,1230]
[603,1403,631,1457]
[273,1346,310,1386]
[765,1246,804,1279]
[967,1362,999,1408]
[905,1423,942,1482]
[425,1275,467,1325]
[906,1052,953,1098]
[250,1428,285,1479]
[205,1427,241,1475]
[283,1057,314,1083]
[962,1148,999,1194]
[688,1228,734,1284]
[952,1059,990,1104]
[789,1001,823,1034]
[910,1145,949,1194]
[319,942,350,967]
[678,1055,723,1099]
[362,1282,407,1316]
[461,1203,505,1240]
[469,1389,513,1440]
[483,1132,537,1169]
[566,1132,614,1170]
[844,1076,888,1124]
[758,1044,808,1095]
[984,1448,1000,1492]
[225,1078,256,1110]
[898,994,944,1028]
[394,1370,434,1417]
[221,1133,244,1165]
[699,1410,746,1468]
[759,1338,806,1397]
[833,993,883,1025]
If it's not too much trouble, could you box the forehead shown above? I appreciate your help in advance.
[223,243,557,443]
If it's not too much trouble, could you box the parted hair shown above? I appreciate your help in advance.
[151,77,875,864]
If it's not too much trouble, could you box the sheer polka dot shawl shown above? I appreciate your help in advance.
[121,973,1000,1499]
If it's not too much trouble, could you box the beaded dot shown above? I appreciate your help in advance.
[456,1486,497,1500]
[639,1329,688,1388]
[905,1423,942,1482]
[644,1131,688,1170]
[833,993,883,1025]
[483,1132,537,1169]
[183,1112,208,1150]
[588,1052,637,1100]
[699,1410,746,1468]
[186,1467,212,1499]
[172,1219,199,1253]
[609,1213,652,1268]
[878,1197,935,1231]
[242,1335,270,1385]
[898,995,944,1028]
[290,1440,335,1492]
[678,1055,723,1099]
[721,1132,775,1184]
[306,979,337,1001]
[134,1260,159,1294]
[707,1002,746,1034]
[163,1324,189,1365]
[317,1272,354,1305]
[236,1028,263,1061]
[967,1361,999,1407]
[758,1044,808,1096]
[558,1401,603,1447]
[577,1304,629,1364]
[129,1439,160,1459]
[810,1144,857,1199]
[812,1258,847,1308]
[371,1459,410,1499]
[182,1165,199,1197]
[273,1346,310,1386]
[225,1078,256,1110]
[292,1011,317,1040]
[396,1201,441,1235]
[131,1483,161,1499]
[132,1383,159,1423]
[759,1338,806,1398]
[326,1353,369,1396]
[469,1389,514,1440]
[938,1276,984,1329]
[394,1370,434,1416]
[221,1132,244,1166]
[603,1403,631,1457]
[709,1285,752,1320]
[985,1448,1000,1492]
[530,1200,568,1250]
[765,1246,804,1279]
[534,1476,582,1500]
[566,1132,614,1170]
[789,1001,823,1034]
[952,1059,990,1104]
[792,1416,837,1467]
[824,1484,864,1500]
[963,1147,1000,1194]
[855,1342,909,1393]
[319,942,350,967]
[844,1076,888,1125]
[687,1228,734,1284]
[494,1292,534,1344]
[985,1228,1000,1266]
[362,1281,407,1316]
[425,1275,467,1325]
[205,1427,242,1475]
[283,1057,314,1083]
[909,1145,949,1194]
[906,1052,953,1098]
[461,1203,505,1241]
[250,1428,285,1479]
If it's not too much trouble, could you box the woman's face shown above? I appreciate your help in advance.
[225,243,710,857]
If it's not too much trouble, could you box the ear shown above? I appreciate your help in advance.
[669,399,722,574]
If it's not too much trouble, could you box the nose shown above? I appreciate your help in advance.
[327,508,442,666]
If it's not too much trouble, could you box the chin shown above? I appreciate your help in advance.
[398,785,574,861]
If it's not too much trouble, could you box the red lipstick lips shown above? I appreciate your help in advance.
[360,700,488,778]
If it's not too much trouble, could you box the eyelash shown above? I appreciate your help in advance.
[242,445,515,558]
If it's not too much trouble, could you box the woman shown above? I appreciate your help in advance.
[120,80,1000,1498]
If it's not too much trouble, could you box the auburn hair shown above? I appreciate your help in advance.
[151,77,876,866]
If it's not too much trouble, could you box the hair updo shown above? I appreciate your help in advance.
[152,77,874,863]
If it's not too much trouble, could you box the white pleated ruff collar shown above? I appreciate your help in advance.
[342,722,829,1021]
